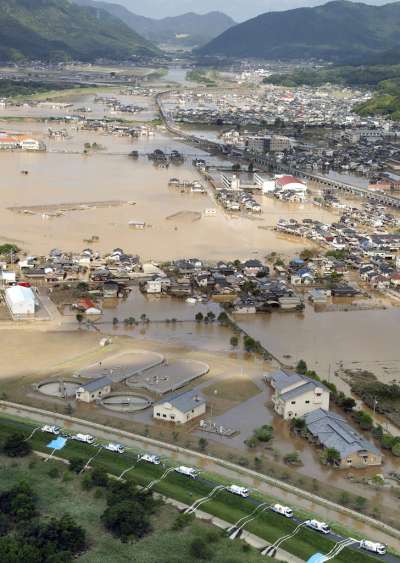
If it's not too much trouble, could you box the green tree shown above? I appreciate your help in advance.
[243,335,256,352]
[230,335,239,349]
[195,312,204,323]
[217,311,228,324]
[283,451,301,465]
[206,311,216,322]
[69,457,86,474]
[2,433,32,458]
[341,397,356,412]
[76,313,84,324]
[296,359,307,374]
[198,437,208,452]
[354,496,367,512]
[254,425,273,443]
[324,447,341,465]
[392,442,400,457]
[102,500,151,541]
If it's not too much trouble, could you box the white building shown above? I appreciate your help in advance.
[275,175,307,195]
[254,173,275,193]
[221,174,241,191]
[266,370,330,420]
[5,285,36,316]
[76,376,112,403]
[153,390,206,424]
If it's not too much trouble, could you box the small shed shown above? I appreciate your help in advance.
[76,376,112,403]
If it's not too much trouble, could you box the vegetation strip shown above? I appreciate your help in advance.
[0,414,392,563]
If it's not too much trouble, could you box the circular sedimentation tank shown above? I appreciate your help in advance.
[101,393,152,412]
[37,380,79,398]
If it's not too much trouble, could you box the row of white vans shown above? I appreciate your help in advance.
[40,426,387,556]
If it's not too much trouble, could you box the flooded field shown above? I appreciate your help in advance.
[239,303,400,384]
[0,95,337,260]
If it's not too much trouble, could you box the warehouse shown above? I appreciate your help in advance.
[5,285,36,316]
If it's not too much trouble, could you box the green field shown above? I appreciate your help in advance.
[0,415,387,563]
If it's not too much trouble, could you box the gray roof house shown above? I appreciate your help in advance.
[76,376,112,403]
[304,408,382,468]
[266,370,330,420]
[154,390,206,424]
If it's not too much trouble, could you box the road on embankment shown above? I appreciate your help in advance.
[1,400,399,558]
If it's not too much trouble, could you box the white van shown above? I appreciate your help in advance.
[227,485,250,498]
[360,540,386,555]
[104,443,125,454]
[305,519,330,534]
[271,504,293,518]
[71,433,95,444]
[138,453,161,465]
[174,466,199,479]
[41,425,61,435]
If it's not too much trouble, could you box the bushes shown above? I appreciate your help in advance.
[101,480,160,541]
[69,457,86,474]
[245,424,273,448]
[190,537,212,560]
[2,433,32,458]
[353,411,373,431]
[102,500,152,541]
[0,481,86,561]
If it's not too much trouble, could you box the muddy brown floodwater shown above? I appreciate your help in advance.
[1,93,337,260]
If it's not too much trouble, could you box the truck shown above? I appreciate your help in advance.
[174,466,199,479]
[71,433,95,445]
[138,453,161,465]
[226,485,250,498]
[41,425,61,435]
[305,519,330,534]
[271,504,293,518]
[360,540,386,555]
[104,443,125,454]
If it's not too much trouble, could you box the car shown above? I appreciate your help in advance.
[138,453,161,465]
[226,485,250,498]
[41,425,61,435]
[305,519,330,534]
[104,443,125,454]
[360,540,386,555]
[71,433,95,444]
[271,504,293,518]
[174,466,199,479]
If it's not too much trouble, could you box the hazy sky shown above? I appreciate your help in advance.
[117,0,391,21]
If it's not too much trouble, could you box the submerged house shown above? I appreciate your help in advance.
[304,409,383,468]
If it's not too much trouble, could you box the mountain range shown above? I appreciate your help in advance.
[74,0,235,46]
[0,0,159,62]
[198,0,400,63]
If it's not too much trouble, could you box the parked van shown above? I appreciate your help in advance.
[138,453,161,465]
[71,433,95,445]
[227,485,250,498]
[105,443,125,454]
[271,504,293,518]
[41,425,61,435]
[174,466,199,479]
[305,520,330,534]
[360,540,386,555]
